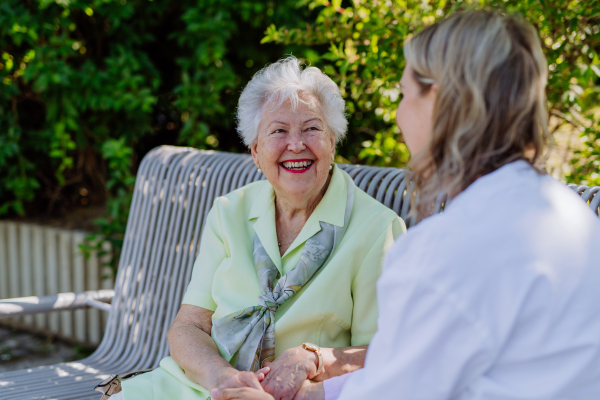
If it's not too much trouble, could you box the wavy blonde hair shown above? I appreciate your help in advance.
[404,10,550,219]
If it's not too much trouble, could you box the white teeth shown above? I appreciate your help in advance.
[282,161,313,169]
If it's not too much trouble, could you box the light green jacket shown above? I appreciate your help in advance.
[122,165,405,400]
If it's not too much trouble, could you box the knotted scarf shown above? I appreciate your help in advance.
[212,169,355,372]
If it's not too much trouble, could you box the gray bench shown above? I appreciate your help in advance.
[0,145,598,400]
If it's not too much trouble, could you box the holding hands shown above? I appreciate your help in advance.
[211,346,325,400]
[211,380,323,400]
[260,345,319,400]
[212,367,271,394]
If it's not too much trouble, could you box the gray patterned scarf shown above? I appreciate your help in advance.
[212,170,355,372]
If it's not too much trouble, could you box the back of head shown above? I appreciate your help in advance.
[404,10,549,216]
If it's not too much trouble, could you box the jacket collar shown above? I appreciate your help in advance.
[248,165,348,272]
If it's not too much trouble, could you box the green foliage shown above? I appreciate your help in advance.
[86,137,135,272]
[569,118,600,186]
[0,0,312,267]
[263,0,600,179]
[1,0,598,270]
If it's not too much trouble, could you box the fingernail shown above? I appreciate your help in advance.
[211,389,219,397]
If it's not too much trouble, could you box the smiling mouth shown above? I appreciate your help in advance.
[280,160,314,173]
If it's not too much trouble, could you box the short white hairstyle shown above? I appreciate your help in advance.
[236,56,347,147]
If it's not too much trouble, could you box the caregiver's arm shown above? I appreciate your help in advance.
[168,304,265,391]
[334,274,493,400]
[313,345,367,381]
[262,344,366,385]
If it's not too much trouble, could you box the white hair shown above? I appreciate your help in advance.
[236,56,347,147]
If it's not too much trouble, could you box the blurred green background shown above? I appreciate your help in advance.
[1,0,599,265]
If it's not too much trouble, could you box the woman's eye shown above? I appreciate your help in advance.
[272,129,285,134]
[306,126,319,131]
[399,92,404,100]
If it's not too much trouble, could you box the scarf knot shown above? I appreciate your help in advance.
[258,292,279,313]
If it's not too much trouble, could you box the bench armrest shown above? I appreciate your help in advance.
[0,290,115,318]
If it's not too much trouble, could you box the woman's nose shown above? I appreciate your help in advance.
[287,131,306,152]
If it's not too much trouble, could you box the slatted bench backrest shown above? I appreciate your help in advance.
[91,146,599,373]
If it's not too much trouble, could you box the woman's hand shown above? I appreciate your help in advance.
[293,381,325,400]
[212,387,275,400]
[260,346,318,400]
[214,367,271,392]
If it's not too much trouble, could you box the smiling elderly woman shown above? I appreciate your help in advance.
[115,57,406,400]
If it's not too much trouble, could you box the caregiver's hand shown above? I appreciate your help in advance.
[261,346,318,400]
[214,367,271,393]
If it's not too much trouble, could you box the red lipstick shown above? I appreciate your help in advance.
[280,159,314,174]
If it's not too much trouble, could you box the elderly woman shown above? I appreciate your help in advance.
[211,10,600,400]
[113,57,405,400]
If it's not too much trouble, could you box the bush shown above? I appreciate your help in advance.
[1,0,598,267]
[0,0,316,265]
[264,0,600,181]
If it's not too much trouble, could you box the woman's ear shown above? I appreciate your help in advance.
[429,82,438,97]
[250,142,260,169]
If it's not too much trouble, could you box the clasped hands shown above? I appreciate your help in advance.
[211,346,324,400]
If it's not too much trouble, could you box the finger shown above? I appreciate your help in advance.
[272,377,304,400]
[211,388,226,400]
[240,373,265,391]
[279,385,301,400]
[260,372,273,391]
[263,361,272,368]
[256,367,271,382]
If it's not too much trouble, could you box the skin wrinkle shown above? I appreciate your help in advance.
[251,94,334,257]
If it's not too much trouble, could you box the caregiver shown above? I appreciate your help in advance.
[211,9,600,400]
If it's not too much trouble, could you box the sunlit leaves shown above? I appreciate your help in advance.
[0,0,319,269]
[1,0,597,270]
[264,0,600,174]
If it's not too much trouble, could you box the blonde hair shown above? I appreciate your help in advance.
[403,10,549,218]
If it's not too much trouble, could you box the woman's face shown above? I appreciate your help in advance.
[396,63,437,158]
[251,95,335,200]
